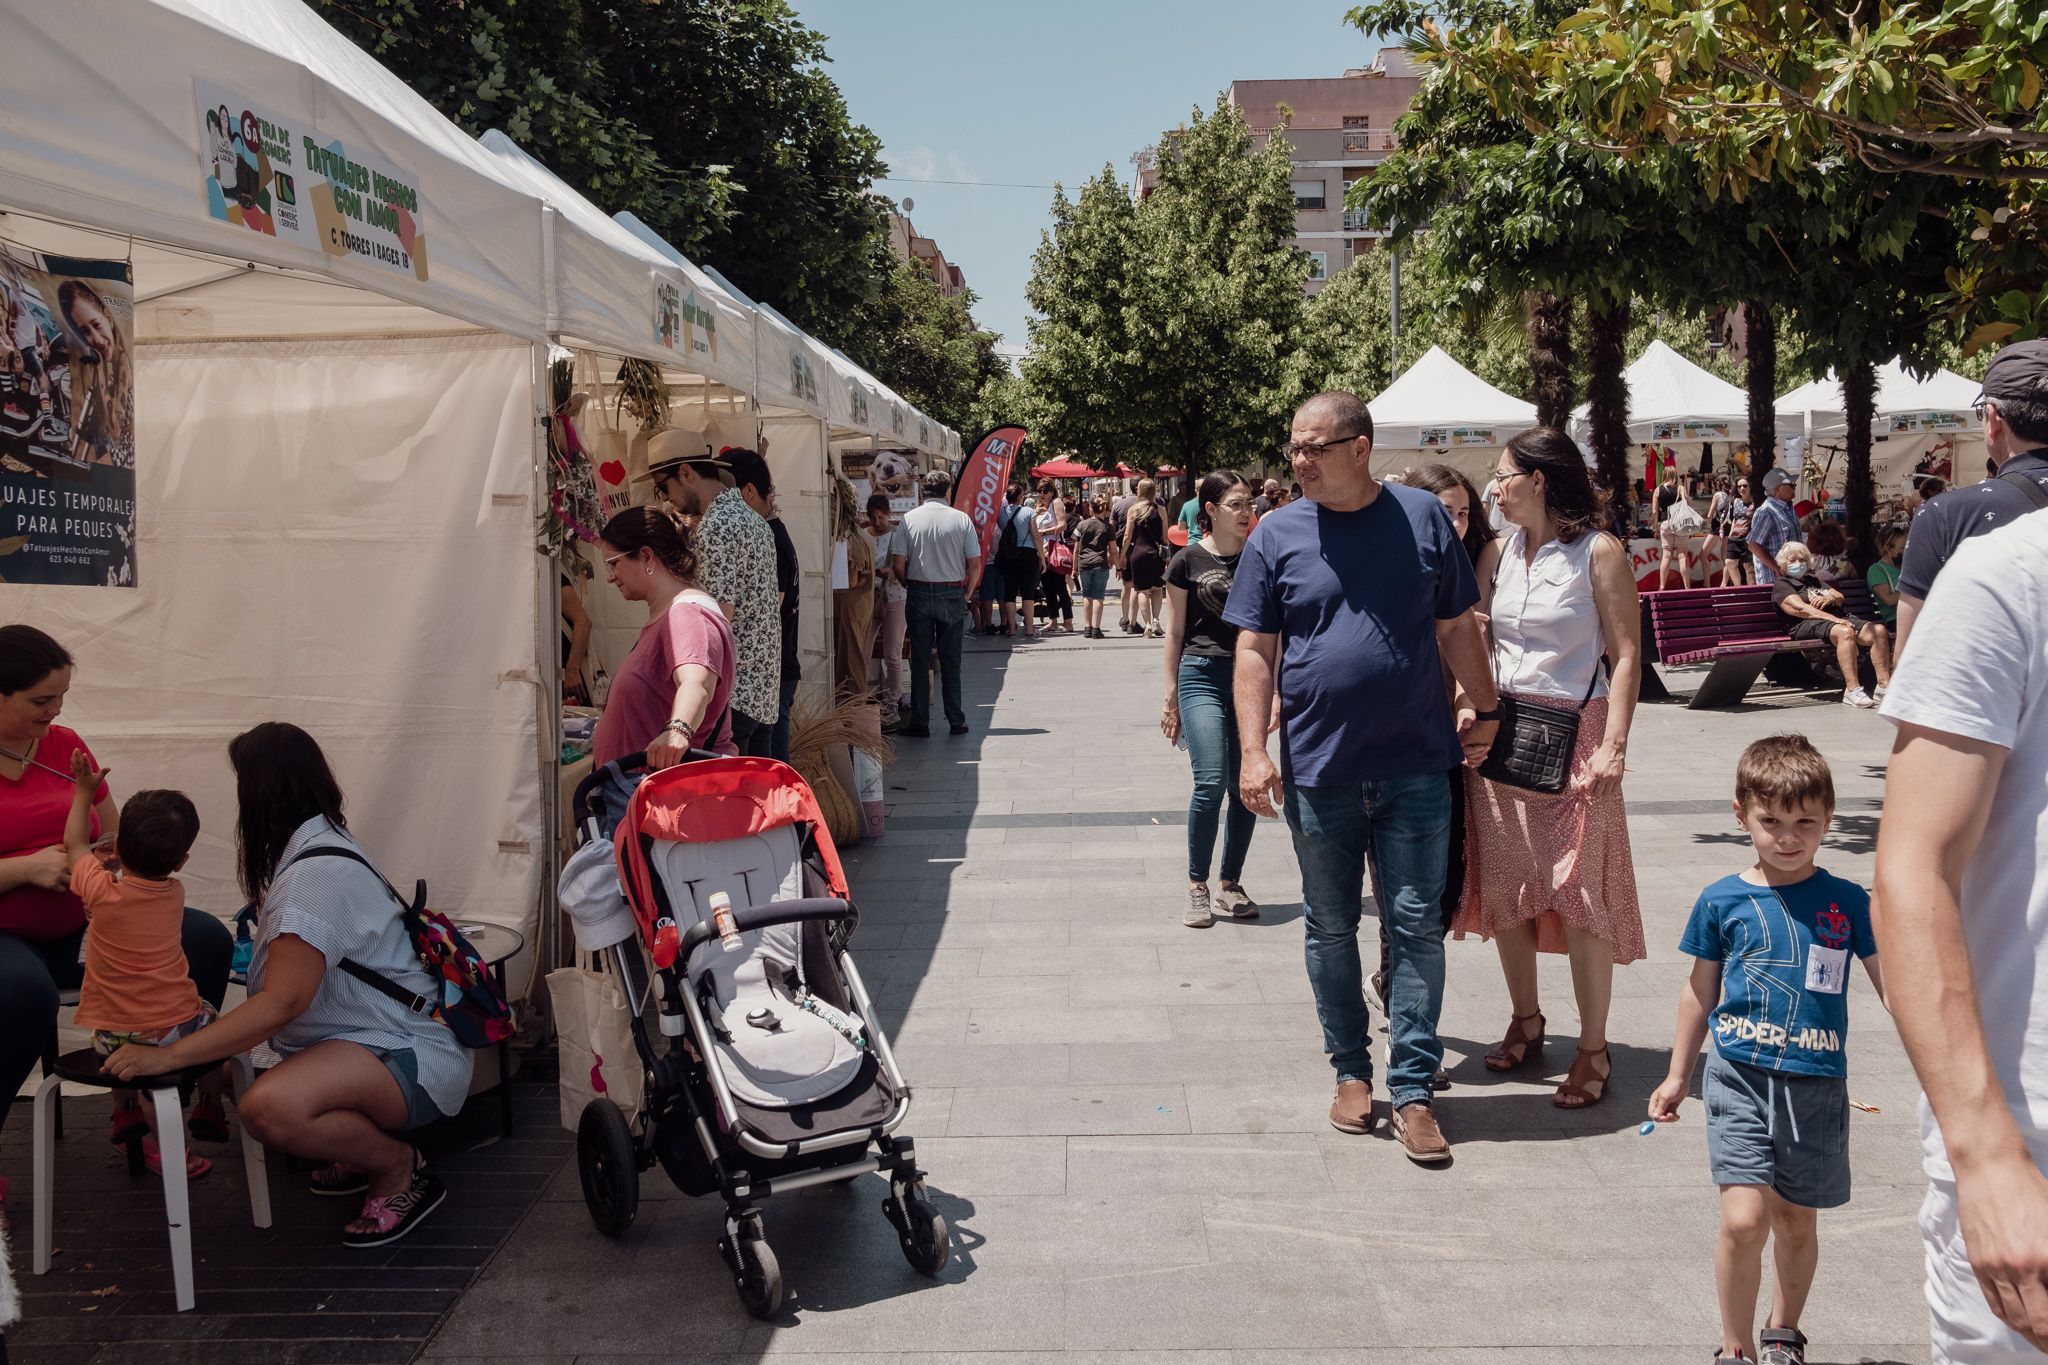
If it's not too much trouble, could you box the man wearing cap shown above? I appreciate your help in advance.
[648,431,779,756]
[1744,466,1802,585]
[1893,339,2048,659]
[898,469,982,737]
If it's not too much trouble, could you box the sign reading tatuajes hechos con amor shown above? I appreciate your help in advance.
[196,81,428,282]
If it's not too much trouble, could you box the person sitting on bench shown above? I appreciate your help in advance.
[1770,541,1892,709]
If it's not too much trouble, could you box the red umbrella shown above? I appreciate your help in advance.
[1031,458,1106,479]
[1156,466,1184,478]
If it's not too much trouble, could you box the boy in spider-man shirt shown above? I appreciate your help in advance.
[1649,734,1886,1365]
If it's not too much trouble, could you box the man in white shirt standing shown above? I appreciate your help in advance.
[1875,508,2048,1363]
[898,470,983,738]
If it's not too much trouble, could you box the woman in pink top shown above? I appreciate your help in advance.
[590,509,739,770]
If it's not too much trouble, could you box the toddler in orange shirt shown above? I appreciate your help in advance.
[64,750,222,1179]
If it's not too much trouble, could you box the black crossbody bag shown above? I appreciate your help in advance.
[1477,548,1606,795]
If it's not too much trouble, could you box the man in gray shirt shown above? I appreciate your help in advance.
[898,470,983,737]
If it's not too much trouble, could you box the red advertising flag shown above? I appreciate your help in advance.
[954,425,1027,562]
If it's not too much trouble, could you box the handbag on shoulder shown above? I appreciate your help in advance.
[1478,662,1606,796]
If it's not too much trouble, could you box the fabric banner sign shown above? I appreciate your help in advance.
[196,81,428,282]
[954,426,1026,561]
[1420,426,1494,448]
[1652,420,1732,441]
[656,281,718,364]
[0,246,137,586]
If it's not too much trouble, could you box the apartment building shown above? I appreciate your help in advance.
[884,207,968,298]
[1137,49,1424,297]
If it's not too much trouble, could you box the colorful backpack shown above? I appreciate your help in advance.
[285,846,516,1048]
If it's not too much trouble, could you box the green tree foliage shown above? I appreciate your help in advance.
[311,0,892,349]
[846,263,1005,436]
[1023,100,1307,479]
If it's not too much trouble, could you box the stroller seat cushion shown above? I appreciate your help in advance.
[650,826,864,1109]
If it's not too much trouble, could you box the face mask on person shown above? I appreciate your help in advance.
[1784,561,1809,580]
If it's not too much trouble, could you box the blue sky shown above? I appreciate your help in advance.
[789,0,1386,358]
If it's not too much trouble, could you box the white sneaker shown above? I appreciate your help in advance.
[1214,883,1260,919]
[1183,884,1214,928]
[1843,687,1877,708]
[1873,683,1888,701]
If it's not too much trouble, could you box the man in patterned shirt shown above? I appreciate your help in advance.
[649,436,779,756]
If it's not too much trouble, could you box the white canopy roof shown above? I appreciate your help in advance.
[1571,340,1801,445]
[477,136,754,392]
[0,0,550,342]
[1369,346,1538,451]
[1779,359,1982,438]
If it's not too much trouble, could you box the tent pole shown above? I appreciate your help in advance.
[531,341,563,1005]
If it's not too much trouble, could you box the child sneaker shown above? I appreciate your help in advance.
[1183,885,1213,928]
[1757,1327,1806,1364]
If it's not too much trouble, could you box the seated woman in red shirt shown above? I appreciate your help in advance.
[589,509,739,769]
[0,626,234,1204]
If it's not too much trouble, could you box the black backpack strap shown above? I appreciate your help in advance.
[283,846,435,1017]
[1998,468,2048,511]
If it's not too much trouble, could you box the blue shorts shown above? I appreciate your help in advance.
[1077,567,1110,601]
[373,1046,445,1131]
[1703,1049,1850,1208]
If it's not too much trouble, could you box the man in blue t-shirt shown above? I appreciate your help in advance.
[1222,390,1501,1164]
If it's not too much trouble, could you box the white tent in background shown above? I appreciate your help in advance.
[1571,340,1802,449]
[0,0,561,990]
[1368,346,1538,484]
[1779,360,1987,498]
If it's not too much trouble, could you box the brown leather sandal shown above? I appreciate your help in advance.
[1554,1046,1612,1109]
[1483,1011,1545,1072]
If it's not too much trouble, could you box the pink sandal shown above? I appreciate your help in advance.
[141,1138,212,1181]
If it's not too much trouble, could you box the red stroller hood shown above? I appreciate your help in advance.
[616,758,851,936]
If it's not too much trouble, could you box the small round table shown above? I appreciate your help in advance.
[457,924,525,1137]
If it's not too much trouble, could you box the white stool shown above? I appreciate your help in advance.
[32,1050,272,1312]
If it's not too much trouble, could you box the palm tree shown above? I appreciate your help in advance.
[1585,301,1633,522]
[1528,292,1576,428]
[1743,302,1779,509]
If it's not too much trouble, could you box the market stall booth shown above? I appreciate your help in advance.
[1779,360,1986,504]
[1368,346,1539,487]
[0,0,557,991]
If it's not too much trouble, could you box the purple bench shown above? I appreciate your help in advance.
[1643,578,1881,708]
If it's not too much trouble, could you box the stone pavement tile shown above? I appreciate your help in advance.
[893,973,1071,1011]
[1166,1004,1319,1042]
[902,1354,1228,1365]
[1251,970,1316,1004]
[1071,917,1217,946]
[1182,1077,1355,1135]
[1069,974,1267,1007]
[1369,1258,1715,1347]
[896,918,1072,948]
[1065,1134,1333,1198]
[1060,1259,1390,1351]
[887,1041,1071,1086]
[966,1006,1174,1046]
[853,948,984,981]
[881,1007,970,1048]
[913,1136,1070,1197]
[1154,938,1312,976]
[981,946,1164,977]
[947,1084,1192,1137]
[1232,1350,1735,1364]
[1067,1040,1330,1088]
[741,1263,1066,1355]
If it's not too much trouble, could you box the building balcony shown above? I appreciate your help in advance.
[1341,208,1372,231]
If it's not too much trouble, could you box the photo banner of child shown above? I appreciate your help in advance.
[195,80,429,283]
[0,243,137,587]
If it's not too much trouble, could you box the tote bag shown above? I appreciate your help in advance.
[549,956,643,1132]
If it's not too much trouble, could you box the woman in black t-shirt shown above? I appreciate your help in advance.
[1161,470,1262,929]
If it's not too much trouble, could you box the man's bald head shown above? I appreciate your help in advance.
[1296,391,1373,445]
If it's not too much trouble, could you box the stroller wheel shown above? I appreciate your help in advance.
[728,1229,783,1319]
[576,1099,639,1237]
[888,1185,951,1276]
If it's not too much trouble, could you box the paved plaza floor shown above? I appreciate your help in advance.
[419,631,1929,1365]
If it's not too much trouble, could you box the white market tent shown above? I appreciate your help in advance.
[1570,340,1802,451]
[1368,346,1538,484]
[1779,360,1987,497]
[0,0,558,986]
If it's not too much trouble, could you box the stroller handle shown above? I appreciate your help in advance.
[675,897,856,974]
[571,746,729,828]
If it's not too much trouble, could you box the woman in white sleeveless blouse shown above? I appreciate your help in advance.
[1451,428,1645,1110]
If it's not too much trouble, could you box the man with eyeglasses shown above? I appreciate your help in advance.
[1893,340,2048,659]
[1222,391,1502,1164]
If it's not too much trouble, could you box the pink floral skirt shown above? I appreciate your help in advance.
[1450,695,1645,964]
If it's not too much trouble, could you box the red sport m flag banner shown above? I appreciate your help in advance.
[955,426,1027,562]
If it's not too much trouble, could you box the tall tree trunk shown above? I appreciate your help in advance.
[1743,301,1778,508]
[1527,292,1576,429]
[1841,360,1879,570]
[1586,300,1633,527]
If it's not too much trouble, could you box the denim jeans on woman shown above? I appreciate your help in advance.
[1283,771,1451,1109]
[1177,653,1255,883]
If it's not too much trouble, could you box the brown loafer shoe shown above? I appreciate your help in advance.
[1328,1080,1376,1134]
[1391,1102,1452,1164]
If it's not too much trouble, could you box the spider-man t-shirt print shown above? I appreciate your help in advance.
[1679,868,1878,1079]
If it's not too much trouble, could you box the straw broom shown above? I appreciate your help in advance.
[787,692,893,846]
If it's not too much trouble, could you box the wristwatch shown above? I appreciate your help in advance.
[1472,703,1505,722]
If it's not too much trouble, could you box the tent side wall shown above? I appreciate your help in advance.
[6,333,547,988]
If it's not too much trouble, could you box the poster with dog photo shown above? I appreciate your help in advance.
[0,245,137,587]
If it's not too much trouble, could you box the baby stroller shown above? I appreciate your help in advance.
[565,751,948,1318]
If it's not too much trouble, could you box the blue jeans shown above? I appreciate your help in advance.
[906,582,966,728]
[1078,567,1109,601]
[1284,772,1452,1108]
[1178,654,1255,882]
